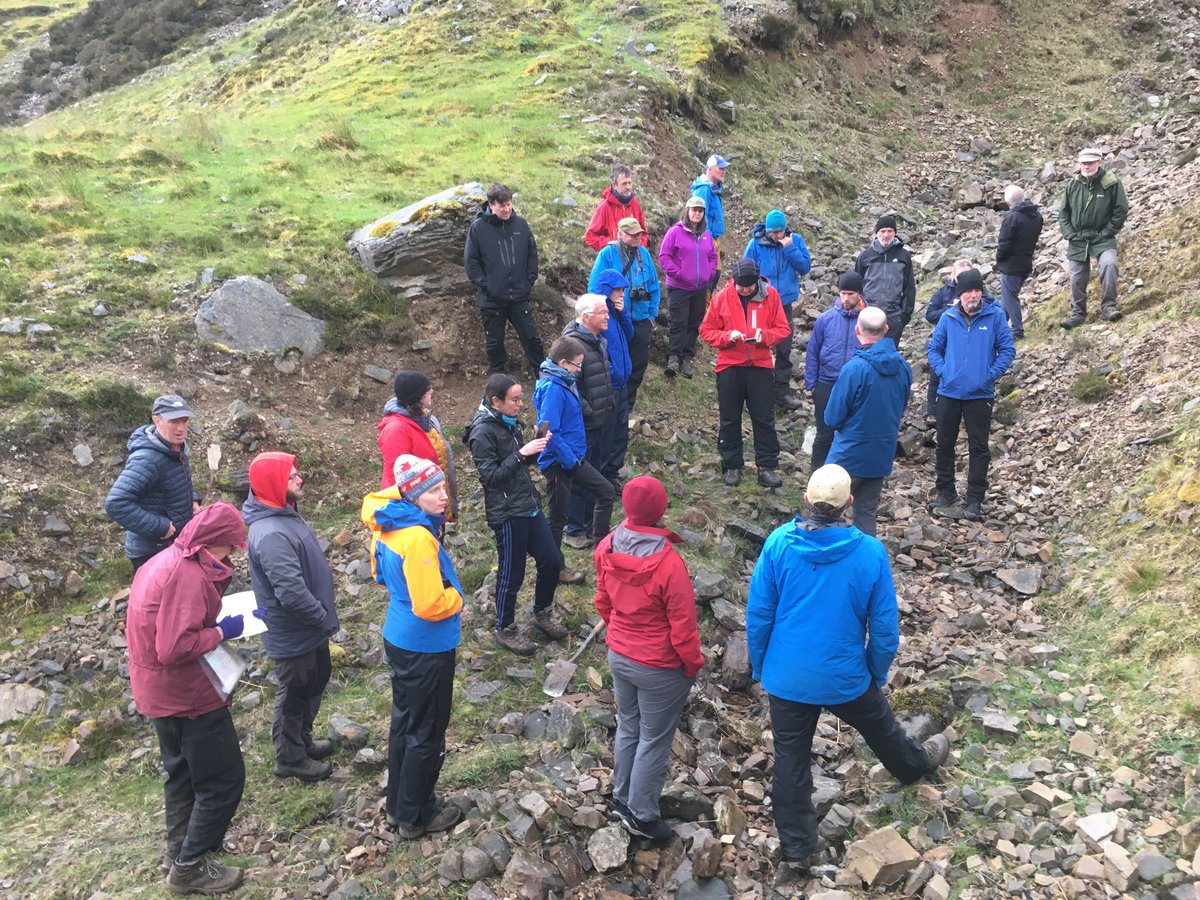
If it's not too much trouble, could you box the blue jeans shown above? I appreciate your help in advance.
[999,273,1027,337]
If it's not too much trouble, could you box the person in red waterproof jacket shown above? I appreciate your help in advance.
[125,501,248,895]
[594,476,704,844]
[699,257,791,489]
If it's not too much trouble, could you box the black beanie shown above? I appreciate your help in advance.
[393,370,432,408]
[732,257,760,286]
[874,214,897,233]
[837,271,864,293]
[955,269,985,296]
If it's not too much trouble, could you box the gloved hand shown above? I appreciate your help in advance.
[252,608,267,621]
[217,614,244,640]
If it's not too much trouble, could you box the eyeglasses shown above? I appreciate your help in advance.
[288,472,303,482]
[563,359,582,371]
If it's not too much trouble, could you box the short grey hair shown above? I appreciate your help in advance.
[575,293,607,321]
[1004,184,1024,206]
[952,258,972,274]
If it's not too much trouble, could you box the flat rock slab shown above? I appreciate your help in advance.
[0,683,47,724]
[844,826,920,886]
[196,276,326,358]
[997,566,1042,594]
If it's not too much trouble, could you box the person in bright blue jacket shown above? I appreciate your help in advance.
[532,336,615,560]
[923,259,994,417]
[690,154,728,246]
[744,210,812,411]
[824,307,912,537]
[806,272,866,470]
[591,270,634,498]
[746,464,948,875]
[590,218,661,411]
[928,268,1015,522]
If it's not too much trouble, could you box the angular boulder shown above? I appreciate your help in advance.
[843,827,921,886]
[195,276,326,358]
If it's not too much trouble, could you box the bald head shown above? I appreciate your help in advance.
[857,306,888,344]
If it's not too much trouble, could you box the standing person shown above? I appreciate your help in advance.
[590,217,661,410]
[243,452,340,783]
[125,502,248,894]
[361,456,464,840]
[699,258,789,488]
[532,336,616,563]
[1059,147,1129,328]
[464,182,545,374]
[595,476,704,844]
[928,268,1016,521]
[854,215,916,348]
[995,185,1044,340]
[743,209,812,411]
[377,371,458,520]
[104,394,201,573]
[592,270,635,503]
[465,373,570,656]
[690,154,729,264]
[746,465,949,879]
[658,196,718,379]
[923,259,974,418]
[823,308,912,537]
[585,164,649,252]
[806,273,865,471]
[562,294,616,549]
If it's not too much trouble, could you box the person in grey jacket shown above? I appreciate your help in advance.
[104,394,201,572]
[243,451,340,782]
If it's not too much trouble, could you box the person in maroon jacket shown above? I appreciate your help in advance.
[594,475,705,843]
[126,502,249,895]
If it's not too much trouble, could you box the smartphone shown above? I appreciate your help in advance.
[535,420,550,439]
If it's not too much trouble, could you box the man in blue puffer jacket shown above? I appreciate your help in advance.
[744,210,812,411]
[824,308,912,537]
[806,273,865,470]
[532,336,615,562]
[747,464,949,877]
[928,268,1016,522]
[105,394,201,573]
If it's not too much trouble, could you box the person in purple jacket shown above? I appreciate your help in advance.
[658,196,718,380]
[805,272,866,471]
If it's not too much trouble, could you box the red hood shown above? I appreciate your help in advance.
[174,501,246,555]
[248,452,295,509]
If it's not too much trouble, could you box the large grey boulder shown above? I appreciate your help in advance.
[195,277,326,358]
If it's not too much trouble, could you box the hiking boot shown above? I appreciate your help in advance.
[167,856,244,895]
[496,623,538,656]
[723,468,742,487]
[533,608,569,640]
[395,803,462,839]
[932,490,959,510]
[559,567,585,585]
[963,500,983,522]
[1060,313,1085,329]
[161,844,182,877]
[757,469,783,488]
[618,811,673,843]
[563,532,593,550]
[1102,308,1123,322]
[775,392,803,412]
[274,757,333,782]
[305,739,335,761]
[608,796,631,822]
[923,733,951,771]
[680,357,695,379]
[665,355,681,378]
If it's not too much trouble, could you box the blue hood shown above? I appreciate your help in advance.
[372,496,445,535]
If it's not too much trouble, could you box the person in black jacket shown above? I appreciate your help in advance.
[464,183,545,375]
[854,215,917,349]
[995,185,1044,340]
[104,394,201,573]
[465,374,571,656]
[243,451,340,783]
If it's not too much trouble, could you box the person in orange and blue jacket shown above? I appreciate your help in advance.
[361,455,464,841]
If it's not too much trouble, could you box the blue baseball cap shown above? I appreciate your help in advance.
[706,154,730,169]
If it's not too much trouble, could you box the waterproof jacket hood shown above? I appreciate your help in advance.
[104,424,199,560]
[824,337,913,478]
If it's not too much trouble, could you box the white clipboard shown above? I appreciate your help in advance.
[217,590,268,639]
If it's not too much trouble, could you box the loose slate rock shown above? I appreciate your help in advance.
[586,825,630,873]
[196,276,326,358]
[997,566,1042,595]
[843,827,921,886]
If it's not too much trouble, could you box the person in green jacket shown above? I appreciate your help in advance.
[1059,147,1129,329]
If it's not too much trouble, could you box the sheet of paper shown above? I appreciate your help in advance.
[218,589,267,638]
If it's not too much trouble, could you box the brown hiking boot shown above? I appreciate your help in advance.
[533,608,569,640]
[394,804,462,840]
[167,856,244,895]
[496,623,537,656]
[923,733,950,771]
[274,757,333,782]
[558,567,585,585]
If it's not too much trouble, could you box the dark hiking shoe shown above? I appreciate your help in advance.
[665,355,681,378]
[680,357,695,379]
[274,757,333,782]
[425,804,463,834]
[305,739,335,760]
[962,500,983,522]
[933,491,959,509]
[559,567,585,585]
[533,608,569,640]
[1102,308,1123,322]
[608,796,631,822]
[563,532,594,550]
[618,811,673,843]
[167,856,244,895]
[161,844,182,877]
[923,733,951,771]
[757,469,783,488]
[1060,313,1085,329]
[775,392,803,412]
[496,623,537,656]
[723,469,742,487]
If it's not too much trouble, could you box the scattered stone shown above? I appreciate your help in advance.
[328,714,368,748]
[42,514,72,536]
[660,783,715,821]
[586,826,630,873]
[997,567,1042,595]
[364,365,393,384]
[713,794,745,838]
[72,444,93,467]
[63,571,84,597]
[843,827,921,886]
[352,747,386,771]
[196,276,326,358]
[1075,811,1119,850]
[1069,731,1099,758]
[501,849,564,899]
[547,700,584,748]
[0,684,47,724]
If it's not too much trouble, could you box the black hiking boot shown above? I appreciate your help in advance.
[962,500,983,522]
[757,469,783,488]
[1060,313,1086,329]
[305,739,335,761]
[923,733,951,771]
[665,355,680,378]
[274,757,333,782]
[723,469,742,487]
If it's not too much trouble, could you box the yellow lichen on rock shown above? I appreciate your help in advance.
[369,220,398,238]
